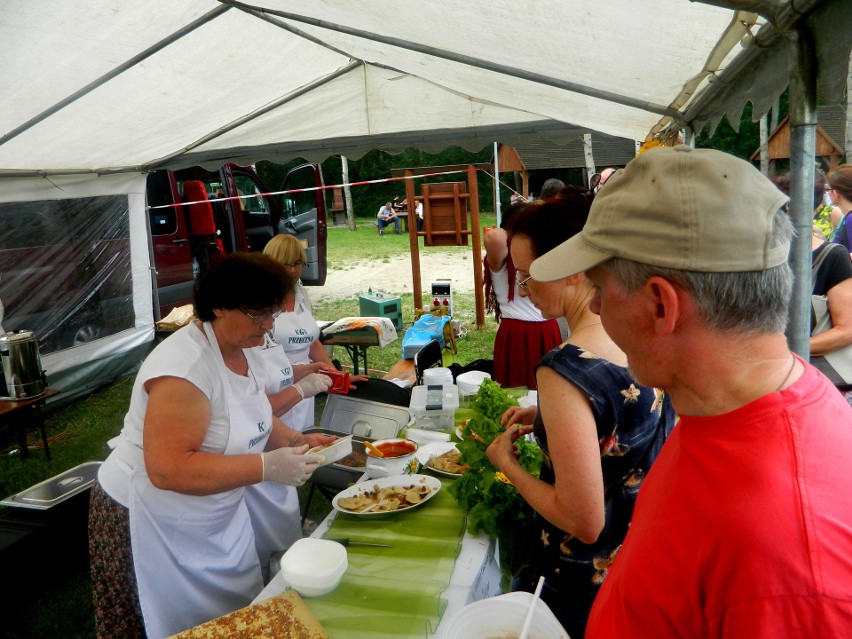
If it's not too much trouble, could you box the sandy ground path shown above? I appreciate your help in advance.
[309,250,480,304]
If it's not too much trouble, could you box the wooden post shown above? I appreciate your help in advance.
[467,165,485,328]
[404,169,423,312]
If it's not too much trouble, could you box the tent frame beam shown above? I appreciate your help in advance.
[0,5,231,150]
[219,0,683,121]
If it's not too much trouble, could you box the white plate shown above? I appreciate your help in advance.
[416,442,465,477]
[308,435,353,467]
[332,474,441,516]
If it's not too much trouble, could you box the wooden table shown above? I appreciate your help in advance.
[0,387,59,459]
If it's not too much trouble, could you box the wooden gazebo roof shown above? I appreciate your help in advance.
[750,105,846,171]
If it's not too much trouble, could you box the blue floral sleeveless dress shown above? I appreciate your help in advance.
[512,343,676,636]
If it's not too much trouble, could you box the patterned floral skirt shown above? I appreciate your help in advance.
[88,481,146,639]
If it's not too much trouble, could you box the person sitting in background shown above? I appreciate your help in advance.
[529,146,852,638]
[539,178,566,200]
[828,164,852,252]
[484,200,561,390]
[89,253,326,639]
[415,199,424,232]
[487,187,675,637]
[376,201,400,235]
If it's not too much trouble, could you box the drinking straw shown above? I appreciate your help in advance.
[518,575,545,639]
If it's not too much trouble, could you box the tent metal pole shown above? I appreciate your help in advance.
[493,142,501,227]
[785,24,818,359]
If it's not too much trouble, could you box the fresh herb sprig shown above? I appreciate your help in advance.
[448,379,542,575]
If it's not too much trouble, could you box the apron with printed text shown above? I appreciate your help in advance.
[244,334,303,576]
[272,308,320,429]
[130,322,273,639]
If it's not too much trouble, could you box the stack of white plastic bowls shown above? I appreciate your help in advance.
[422,367,454,387]
[456,370,491,406]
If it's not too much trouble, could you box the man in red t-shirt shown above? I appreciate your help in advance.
[530,146,852,638]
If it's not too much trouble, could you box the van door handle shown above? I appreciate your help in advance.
[172,239,188,245]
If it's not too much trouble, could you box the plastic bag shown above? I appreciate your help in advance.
[402,314,452,359]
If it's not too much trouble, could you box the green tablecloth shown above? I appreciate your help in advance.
[311,478,466,639]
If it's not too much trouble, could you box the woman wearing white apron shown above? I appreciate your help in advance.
[245,331,335,579]
[89,254,327,639]
[263,234,339,430]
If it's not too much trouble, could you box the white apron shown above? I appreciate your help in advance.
[244,335,303,579]
[130,322,273,639]
[272,295,320,429]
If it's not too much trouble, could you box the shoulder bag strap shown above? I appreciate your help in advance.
[812,243,835,280]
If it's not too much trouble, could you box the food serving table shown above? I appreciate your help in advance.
[253,477,501,639]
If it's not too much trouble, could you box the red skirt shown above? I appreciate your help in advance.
[493,317,562,390]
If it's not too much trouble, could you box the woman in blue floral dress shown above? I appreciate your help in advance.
[487,188,676,638]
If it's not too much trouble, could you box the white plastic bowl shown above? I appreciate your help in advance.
[308,435,353,467]
[280,538,348,597]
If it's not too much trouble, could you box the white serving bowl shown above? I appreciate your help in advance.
[308,435,353,467]
[280,538,348,597]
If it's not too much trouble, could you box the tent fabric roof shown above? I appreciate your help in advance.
[1,0,849,176]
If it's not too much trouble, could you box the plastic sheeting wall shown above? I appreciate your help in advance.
[0,174,154,399]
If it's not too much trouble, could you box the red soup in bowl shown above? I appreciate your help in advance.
[370,439,417,458]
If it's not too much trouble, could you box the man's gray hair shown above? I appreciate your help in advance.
[600,209,794,334]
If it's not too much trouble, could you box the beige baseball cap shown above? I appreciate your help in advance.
[530,145,790,281]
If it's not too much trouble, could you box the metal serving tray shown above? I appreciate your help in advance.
[1,461,101,510]
[318,394,410,440]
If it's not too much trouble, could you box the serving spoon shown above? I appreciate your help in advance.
[363,440,384,457]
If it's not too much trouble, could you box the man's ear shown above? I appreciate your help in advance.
[644,276,680,336]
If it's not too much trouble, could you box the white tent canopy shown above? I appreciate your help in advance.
[2,0,849,176]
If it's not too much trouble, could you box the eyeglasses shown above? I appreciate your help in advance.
[284,261,305,269]
[239,308,281,323]
[516,272,532,290]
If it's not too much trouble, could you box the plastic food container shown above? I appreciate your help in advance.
[439,591,569,639]
[280,538,348,597]
[409,384,459,430]
[307,435,353,467]
[456,371,491,406]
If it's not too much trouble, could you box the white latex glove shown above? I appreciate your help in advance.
[260,445,321,486]
[293,373,333,399]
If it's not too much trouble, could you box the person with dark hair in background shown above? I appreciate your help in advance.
[487,186,675,638]
[89,253,328,639]
[827,164,852,252]
[539,178,566,200]
[772,172,852,390]
[484,200,561,390]
[530,146,852,638]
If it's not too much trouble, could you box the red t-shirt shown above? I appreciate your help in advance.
[587,359,852,638]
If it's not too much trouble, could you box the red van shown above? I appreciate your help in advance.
[146,162,327,319]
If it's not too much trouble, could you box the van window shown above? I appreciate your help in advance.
[146,171,177,236]
[234,173,271,225]
[281,168,318,220]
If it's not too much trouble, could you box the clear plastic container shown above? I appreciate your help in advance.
[409,384,459,430]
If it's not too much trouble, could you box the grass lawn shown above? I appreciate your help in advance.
[0,215,499,638]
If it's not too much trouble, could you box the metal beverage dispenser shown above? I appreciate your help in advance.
[0,331,47,399]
